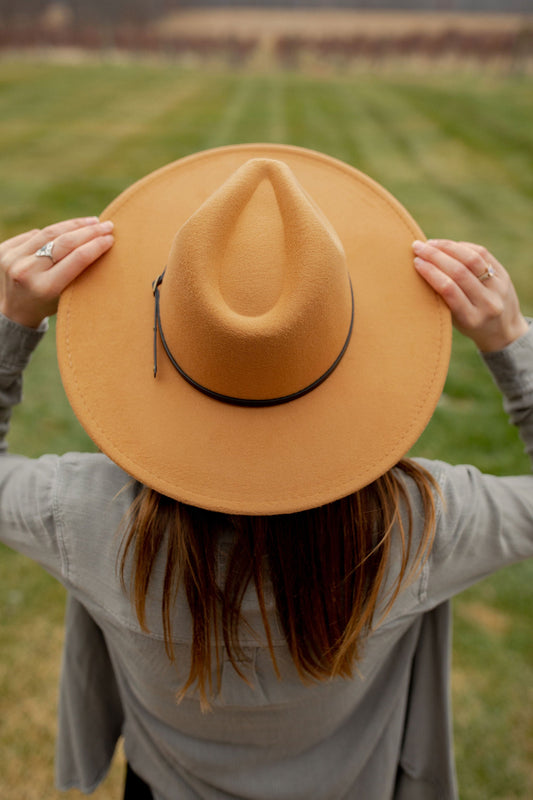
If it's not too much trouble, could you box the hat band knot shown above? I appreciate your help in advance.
[152,271,354,408]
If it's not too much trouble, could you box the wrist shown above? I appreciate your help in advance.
[0,301,48,330]
[476,315,530,353]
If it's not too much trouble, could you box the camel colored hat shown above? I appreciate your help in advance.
[57,144,451,515]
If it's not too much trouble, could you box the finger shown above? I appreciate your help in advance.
[413,240,489,301]
[0,229,40,255]
[39,234,114,297]
[14,217,102,258]
[429,239,499,262]
[425,239,501,280]
[413,255,474,321]
[456,242,505,273]
[42,220,114,265]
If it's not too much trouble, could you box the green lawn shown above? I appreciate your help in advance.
[0,58,532,799]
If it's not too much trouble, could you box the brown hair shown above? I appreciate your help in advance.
[120,459,437,708]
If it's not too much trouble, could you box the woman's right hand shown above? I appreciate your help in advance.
[0,217,114,329]
[413,239,528,353]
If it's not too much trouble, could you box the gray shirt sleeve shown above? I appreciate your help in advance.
[417,323,533,608]
[0,313,47,452]
[0,313,66,580]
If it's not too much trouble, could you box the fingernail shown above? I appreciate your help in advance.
[412,240,425,254]
[86,216,100,223]
[100,220,114,231]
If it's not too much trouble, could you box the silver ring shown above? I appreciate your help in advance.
[35,240,56,262]
[478,265,495,283]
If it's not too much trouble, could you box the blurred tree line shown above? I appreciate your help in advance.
[0,0,531,29]
[0,0,167,27]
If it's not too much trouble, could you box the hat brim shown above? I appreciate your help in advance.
[57,144,451,514]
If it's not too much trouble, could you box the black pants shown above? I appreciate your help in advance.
[124,763,154,799]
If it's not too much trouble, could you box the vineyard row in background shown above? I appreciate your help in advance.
[2,24,533,69]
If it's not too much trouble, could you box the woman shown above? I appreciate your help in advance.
[0,145,531,800]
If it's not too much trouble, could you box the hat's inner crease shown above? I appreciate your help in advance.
[218,178,286,317]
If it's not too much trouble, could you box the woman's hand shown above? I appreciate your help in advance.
[413,239,529,352]
[0,217,114,329]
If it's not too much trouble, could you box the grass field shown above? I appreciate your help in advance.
[0,58,532,799]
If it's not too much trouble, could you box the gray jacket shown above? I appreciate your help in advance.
[1,313,532,800]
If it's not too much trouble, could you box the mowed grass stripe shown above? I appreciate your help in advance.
[0,65,212,229]
[335,76,533,299]
[342,79,512,242]
[332,79,422,184]
[393,78,533,199]
[265,72,288,144]
[0,64,192,171]
[64,73,227,182]
[203,75,261,148]
[319,78,495,248]
[280,77,362,164]
[387,80,533,254]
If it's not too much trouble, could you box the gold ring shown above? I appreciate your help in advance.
[478,265,495,282]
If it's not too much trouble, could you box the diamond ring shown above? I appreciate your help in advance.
[35,240,56,262]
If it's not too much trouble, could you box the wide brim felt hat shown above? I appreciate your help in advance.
[57,144,451,515]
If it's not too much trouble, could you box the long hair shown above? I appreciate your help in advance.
[119,459,437,708]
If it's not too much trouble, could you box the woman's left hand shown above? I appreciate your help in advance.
[413,238,528,352]
[0,217,114,328]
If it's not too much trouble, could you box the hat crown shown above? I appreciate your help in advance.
[159,158,353,401]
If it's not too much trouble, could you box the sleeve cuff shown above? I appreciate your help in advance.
[481,319,533,396]
[0,312,48,370]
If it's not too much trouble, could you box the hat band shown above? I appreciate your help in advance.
[152,271,354,407]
